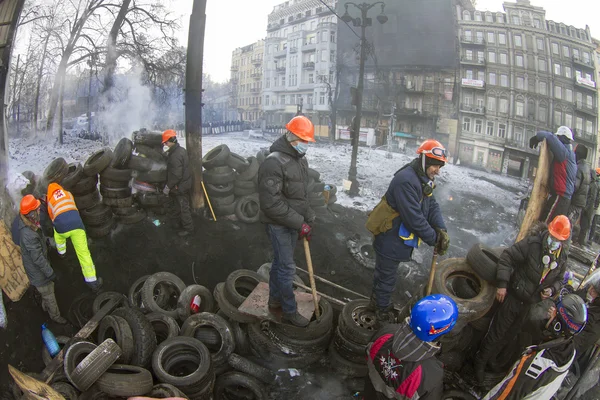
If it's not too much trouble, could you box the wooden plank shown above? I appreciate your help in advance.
[238,282,318,322]
[517,141,552,242]
[9,365,64,399]
[40,297,120,382]
[0,221,30,301]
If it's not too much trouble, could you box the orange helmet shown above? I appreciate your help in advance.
[596,168,600,175]
[20,194,41,215]
[417,139,448,163]
[162,129,177,144]
[548,215,571,241]
[286,116,315,143]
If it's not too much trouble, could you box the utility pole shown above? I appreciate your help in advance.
[87,54,97,135]
[341,2,387,196]
[186,0,207,210]
[385,102,396,157]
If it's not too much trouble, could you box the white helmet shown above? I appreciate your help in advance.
[556,126,574,141]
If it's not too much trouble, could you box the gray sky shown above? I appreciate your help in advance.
[172,0,600,83]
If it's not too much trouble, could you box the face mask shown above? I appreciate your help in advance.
[547,236,561,252]
[163,145,170,153]
[293,142,308,154]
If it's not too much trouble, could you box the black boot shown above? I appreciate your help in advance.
[375,305,396,324]
[473,357,486,384]
[368,293,378,311]
[282,311,310,327]
[87,277,103,293]
[268,298,281,309]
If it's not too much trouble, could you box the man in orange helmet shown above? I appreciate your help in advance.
[162,129,193,237]
[473,215,571,383]
[15,195,66,323]
[366,139,449,322]
[258,115,316,327]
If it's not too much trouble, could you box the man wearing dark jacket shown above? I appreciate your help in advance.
[367,139,449,321]
[572,270,600,366]
[579,167,598,246]
[569,144,590,241]
[15,195,66,324]
[363,294,458,400]
[529,126,577,224]
[162,129,193,237]
[258,115,316,327]
[474,216,571,383]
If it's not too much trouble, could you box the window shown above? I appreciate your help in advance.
[576,117,583,131]
[487,97,496,111]
[573,48,580,59]
[310,21,316,30]
[281,76,286,86]
[466,49,473,60]
[554,63,561,75]
[564,66,572,78]
[488,51,496,63]
[587,95,593,107]
[322,31,328,42]
[586,120,593,134]
[464,29,472,40]
[486,13,494,23]
[514,35,522,47]
[537,38,544,51]
[498,124,506,138]
[555,110,562,125]
[488,73,496,85]
[330,50,335,62]
[552,43,559,54]
[577,92,583,104]
[500,74,508,87]
[476,31,484,43]
[517,77,524,89]
[319,92,326,105]
[475,12,482,21]
[308,73,314,84]
[499,33,506,45]
[279,95,285,105]
[514,126,523,142]
[497,14,504,23]
[475,119,483,133]
[500,53,508,64]
[512,15,520,25]
[583,52,591,63]
[487,122,494,135]
[307,94,313,104]
[516,101,524,116]
[565,114,573,128]
[463,117,471,131]
[566,89,573,102]
[539,81,547,95]
[563,46,570,57]
[538,59,547,71]
[500,98,509,113]
[538,106,546,122]
[516,55,524,67]
[465,70,473,79]
[321,50,327,62]
[477,71,485,81]
[534,18,541,29]
[464,96,473,106]
[330,31,336,43]
[463,11,471,21]
[555,85,562,99]
[265,95,270,105]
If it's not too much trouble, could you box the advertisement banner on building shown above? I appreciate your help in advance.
[576,76,596,88]
[461,78,485,88]
[337,127,376,146]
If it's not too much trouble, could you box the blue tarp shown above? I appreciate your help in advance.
[393,132,416,138]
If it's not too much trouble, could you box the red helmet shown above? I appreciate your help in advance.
[548,215,571,241]
[286,116,315,143]
[417,139,448,163]
[20,194,41,215]
[162,129,177,144]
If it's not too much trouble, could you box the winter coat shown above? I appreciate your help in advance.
[571,160,591,208]
[534,131,576,199]
[373,159,446,262]
[573,289,600,355]
[46,183,85,234]
[166,143,192,193]
[584,173,599,216]
[496,223,566,304]
[364,321,444,400]
[16,215,54,288]
[258,135,314,230]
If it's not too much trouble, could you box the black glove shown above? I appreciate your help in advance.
[529,135,541,149]
[48,272,57,282]
[435,228,450,256]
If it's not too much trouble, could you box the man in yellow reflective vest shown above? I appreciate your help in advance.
[46,182,102,291]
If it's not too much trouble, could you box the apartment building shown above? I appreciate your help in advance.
[456,0,598,178]
[230,40,265,123]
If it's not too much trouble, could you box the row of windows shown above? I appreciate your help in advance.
[268,16,336,36]
[265,70,335,89]
[463,114,595,136]
[463,117,508,138]
[231,69,263,80]
[235,97,263,107]
[464,89,595,113]
[267,31,336,55]
[264,93,329,106]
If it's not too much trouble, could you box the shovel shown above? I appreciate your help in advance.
[425,249,438,296]
[303,238,321,319]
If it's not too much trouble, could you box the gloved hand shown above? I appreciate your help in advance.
[529,135,541,149]
[306,212,316,224]
[163,186,171,196]
[299,223,312,241]
[48,272,56,282]
[435,228,450,256]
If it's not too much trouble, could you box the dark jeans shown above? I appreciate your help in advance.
[267,224,299,314]
[372,253,400,309]
[167,191,193,232]
[541,194,570,224]
[579,209,595,244]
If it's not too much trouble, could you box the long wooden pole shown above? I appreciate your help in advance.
[426,251,438,295]
[295,266,368,299]
[201,181,217,221]
[302,238,321,318]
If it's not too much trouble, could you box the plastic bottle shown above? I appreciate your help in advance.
[41,323,60,357]
[190,295,201,314]
[324,185,331,192]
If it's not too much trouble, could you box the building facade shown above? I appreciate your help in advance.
[263,0,338,137]
[230,40,265,123]
[456,0,598,178]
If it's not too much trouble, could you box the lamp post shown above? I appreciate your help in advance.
[341,2,387,195]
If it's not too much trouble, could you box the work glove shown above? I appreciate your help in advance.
[299,223,312,241]
[529,135,541,149]
[163,186,171,196]
[306,211,316,224]
[435,228,450,256]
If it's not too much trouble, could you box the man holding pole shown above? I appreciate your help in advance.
[258,115,316,327]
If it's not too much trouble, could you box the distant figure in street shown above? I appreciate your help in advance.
[162,129,194,237]
[529,126,577,224]
[569,144,590,241]
[578,165,598,246]
[16,195,66,323]
[258,115,316,327]
[366,139,449,322]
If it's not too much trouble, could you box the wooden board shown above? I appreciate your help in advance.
[0,221,29,301]
[238,282,318,322]
[517,140,552,242]
[9,365,64,400]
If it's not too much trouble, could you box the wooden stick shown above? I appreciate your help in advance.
[9,365,64,400]
[295,267,368,299]
[293,281,346,307]
[201,181,217,222]
[426,251,438,296]
[303,238,321,319]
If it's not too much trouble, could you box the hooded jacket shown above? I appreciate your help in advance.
[496,223,566,304]
[15,214,55,288]
[258,135,313,230]
[364,321,444,400]
[533,131,576,198]
[573,289,600,355]
[166,142,192,193]
[572,159,591,208]
[584,169,598,215]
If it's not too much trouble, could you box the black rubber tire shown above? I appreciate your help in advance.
[177,285,215,322]
[230,321,251,356]
[100,186,132,199]
[112,307,157,368]
[256,150,269,164]
[234,195,260,223]
[75,190,101,210]
[43,335,70,367]
[180,312,235,367]
[308,168,321,181]
[234,186,256,197]
[466,243,502,283]
[212,194,236,207]
[205,182,234,198]
[204,169,235,185]
[141,272,186,318]
[134,192,168,207]
[214,283,258,323]
[86,220,115,238]
[214,371,267,400]
[442,389,477,400]
[100,167,133,182]
[66,339,122,392]
[118,209,147,225]
[44,157,69,183]
[135,144,165,162]
[194,327,221,346]
[152,336,215,396]
[81,204,113,227]
[129,275,170,309]
[236,157,259,181]
[338,299,379,345]
[328,184,338,195]
[111,138,134,169]
[272,298,333,340]
[95,364,153,396]
[269,323,333,355]
[332,327,367,364]
[213,201,237,217]
[127,154,155,172]
[84,149,113,177]
[61,163,84,190]
[146,312,180,345]
[113,206,138,216]
[328,344,368,378]
[103,196,133,208]
[234,179,256,190]
[135,169,167,183]
[99,178,130,189]
[51,381,79,399]
[92,291,128,314]
[227,353,276,384]
[71,176,99,196]
[203,144,231,169]
[469,315,492,332]
[132,130,163,147]
[227,152,251,172]
[97,315,135,365]
[148,383,189,398]
[328,194,338,204]
[224,269,266,307]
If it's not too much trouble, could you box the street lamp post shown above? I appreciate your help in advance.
[342,2,387,196]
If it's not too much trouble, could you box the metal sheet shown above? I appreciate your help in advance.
[238,282,318,322]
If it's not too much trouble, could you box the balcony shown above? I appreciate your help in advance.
[303,62,315,69]
[573,129,598,144]
[575,101,597,116]
[575,76,597,92]
[304,103,314,110]
[273,49,287,58]
[252,58,262,66]
[276,67,286,73]
[289,47,298,54]
[264,103,285,111]
[250,88,261,93]
[460,57,486,66]
[302,43,317,52]
[461,78,486,89]
[460,103,486,114]
[460,36,486,46]
[251,72,261,79]
[573,55,595,70]
[396,107,428,118]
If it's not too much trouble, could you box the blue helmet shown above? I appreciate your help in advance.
[409,294,458,342]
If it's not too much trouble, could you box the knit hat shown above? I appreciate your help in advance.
[575,144,588,162]
[424,155,446,168]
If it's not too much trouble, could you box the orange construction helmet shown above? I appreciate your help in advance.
[417,139,448,163]
[20,194,41,215]
[548,215,571,241]
[286,116,315,143]
[162,129,177,144]
[596,168,600,175]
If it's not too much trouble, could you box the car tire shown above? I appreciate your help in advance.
[112,206,138,217]
[213,201,237,217]
[103,196,133,208]
[75,190,101,210]
[44,157,69,183]
[71,176,99,196]
[234,179,256,190]
[86,220,115,238]
[127,154,155,172]
[227,353,276,384]
[177,285,215,322]
[234,195,260,223]
[132,129,163,147]
[180,312,235,367]
[466,243,502,283]
[332,327,367,364]
[99,178,130,189]
[234,186,256,197]
[202,144,231,169]
[50,382,79,399]
[328,344,367,378]
[65,339,122,392]
[95,364,153,396]
[129,275,150,308]
[100,167,133,182]
[328,194,338,204]
[92,291,128,314]
[204,169,235,185]
[141,272,186,318]
[338,299,379,345]
[214,371,267,400]
[227,152,250,172]
[236,156,259,181]
[269,322,333,355]
[111,138,134,169]
[118,209,147,225]
[205,182,234,198]
[148,383,189,398]
[212,194,236,207]
[134,192,168,207]
[100,186,132,199]
[146,312,180,345]
[84,149,113,177]
[97,315,134,364]
[230,320,251,356]
[81,204,113,227]
[134,144,165,162]
[214,283,258,323]
[61,163,84,190]
[112,307,157,368]
[224,269,266,307]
